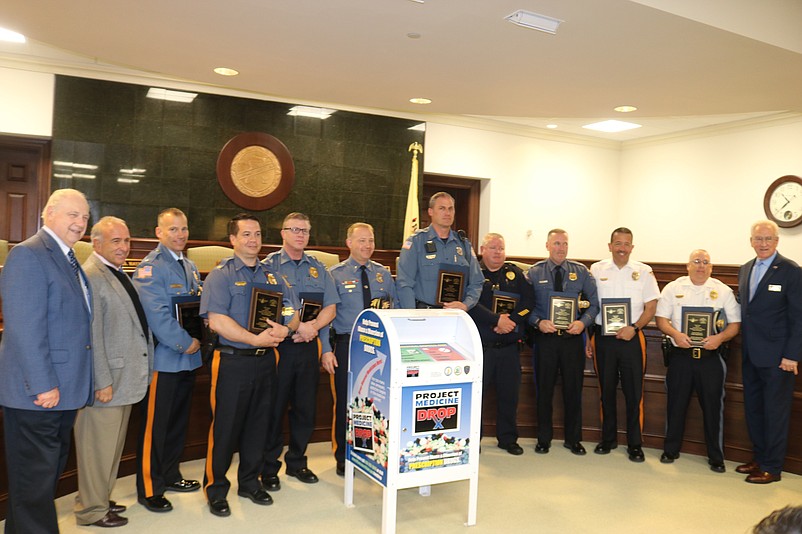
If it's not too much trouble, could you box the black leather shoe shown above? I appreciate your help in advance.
[336,462,345,477]
[108,501,126,514]
[286,467,319,484]
[262,475,281,491]
[564,442,587,455]
[166,479,200,492]
[627,446,645,463]
[709,461,726,473]
[498,442,524,456]
[138,495,173,513]
[660,452,679,464]
[238,488,273,505]
[594,442,617,455]
[209,499,231,517]
[535,442,550,454]
[90,511,128,528]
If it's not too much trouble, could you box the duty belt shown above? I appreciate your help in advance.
[415,300,442,309]
[217,345,271,357]
[671,346,715,359]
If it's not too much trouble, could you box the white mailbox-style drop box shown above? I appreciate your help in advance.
[344,309,483,534]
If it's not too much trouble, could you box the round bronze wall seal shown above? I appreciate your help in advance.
[216,132,295,210]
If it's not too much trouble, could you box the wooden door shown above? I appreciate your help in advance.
[0,136,50,243]
[421,173,481,248]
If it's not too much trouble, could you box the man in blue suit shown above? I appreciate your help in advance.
[0,188,94,533]
[736,220,802,484]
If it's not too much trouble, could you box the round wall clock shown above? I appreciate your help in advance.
[216,132,295,211]
[763,175,802,228]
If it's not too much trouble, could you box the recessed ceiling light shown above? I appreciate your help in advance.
[214,67,239,76]
[505,10,563,34]
[407,32,421,39]
[614,105,637,113]
[546,124,558,129]
[0,27,25,43]
[147,88,197,103]
[287,105,337,119]
[582,120,642,133]
[409,97,432,105]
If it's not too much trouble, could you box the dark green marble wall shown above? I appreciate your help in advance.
[51,76,425,248]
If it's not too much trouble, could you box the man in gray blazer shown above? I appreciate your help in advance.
[74,217,154,527]
[0,188,94,533]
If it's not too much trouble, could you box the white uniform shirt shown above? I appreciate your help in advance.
[590,258,660,326]
[656,276,741,344]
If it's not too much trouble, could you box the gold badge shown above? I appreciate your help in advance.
[506,271,515,281]
[309,266,318,278]
[282,306,295,316]
[710,290,718,300]
[235,281,247,286]
[600,277,608,281]
[376,272,384,283]
[568,272,577,281]
[267,273,277,285]
[632,271,640,280]
[456,246,464,256]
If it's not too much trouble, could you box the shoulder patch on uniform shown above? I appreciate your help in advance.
[135,265,152,279]
[402,240,413,250]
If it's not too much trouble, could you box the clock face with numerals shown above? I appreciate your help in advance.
[764,175,802,228]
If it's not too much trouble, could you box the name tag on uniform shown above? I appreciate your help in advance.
[768,284,782,292]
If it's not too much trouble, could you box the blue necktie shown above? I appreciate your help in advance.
[68,249,82,284]
[749,260,765,301]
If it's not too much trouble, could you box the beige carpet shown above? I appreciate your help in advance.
[4,439,800,533]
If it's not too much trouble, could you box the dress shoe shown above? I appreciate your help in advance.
[165,479,201,492]
[746,471,781,484]
[238,488,273,505]
[660,452,679,464]
[336,462,345,477]
[709,461,726,473]
[262,475,281,491]
[564,442,587,456]
[138,495,173,513]
[498,442,524,456]
[108,501,126,514]
[286,467,319,484]
[627,446,645,463]
[209,499,231,517]
[736,461,761,474]
[594,442,617,455]
[534,442,550,454]
[89,511,128,528]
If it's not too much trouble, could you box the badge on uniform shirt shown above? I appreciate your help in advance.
[136,265,153,279]
[309,266,319,278]
[267,273,277,285]
[709,290,718,300]
[506,271,515,281]
[676,294,684,298]
[600,277,608,281]
[235,281,247,286]
[568,272,577,281]
[632,271,640,281]
[456,246,463,256]
[376,272,384,283]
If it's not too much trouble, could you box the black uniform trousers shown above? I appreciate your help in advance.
[3,407,76,534]
[136,369,195,499]
[204,350,276,502]
[483,342,522,446]
[664,347,726,464]
[592,329,646,447]
[262,338,320,476]
[534,332,585,445]
[331,334,350,464]
[742,359,796,475]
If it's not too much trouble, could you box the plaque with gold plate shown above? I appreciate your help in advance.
[172,295,204,341]
[549,294,577,330]
[493,291,519,315]
[248,285,283,334]
[601,298,631,336]
[299,291,324,322]
[681,306,713,347]
[436,263,468,305]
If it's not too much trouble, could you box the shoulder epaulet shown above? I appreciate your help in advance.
[216,256,234,268]
[370,260,389,271]
[330,260,347,271]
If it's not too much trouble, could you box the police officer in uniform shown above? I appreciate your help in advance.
[527,228,599,456]
[590,227,659,462]
[468,232,533,455]
[655,249,740,472]
[396,191,483,310]
[200,213,299,517]
[133,208,202,513]
[322,222,398,475]
[261,212,339,490]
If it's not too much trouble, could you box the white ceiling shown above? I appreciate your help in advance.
[1,0,801,142]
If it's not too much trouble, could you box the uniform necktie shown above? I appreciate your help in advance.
[177,257,188,283]
[554,265,564,292]
[360,265,371,309]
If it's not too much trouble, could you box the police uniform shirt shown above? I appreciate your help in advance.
[396,225,484,309]
[329,258,398,335]
[590,258,660,326]
[200,255,299,350]
[134,242,202,372]
[262,249,340,353]
[655,276,741,346]
[469,261,534,344]
[527,259,600,327]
